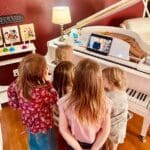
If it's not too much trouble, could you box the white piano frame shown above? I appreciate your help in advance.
[47,26,150,142]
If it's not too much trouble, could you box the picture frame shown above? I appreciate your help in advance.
[20,23,36,42]
[2,26,20,44]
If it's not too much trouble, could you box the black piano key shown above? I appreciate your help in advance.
[142,95,147,102]
[140,94,144,100]
[129,89,134,96]
[126,88,130,93]
[137,92,141,99]
[132,91,136,97]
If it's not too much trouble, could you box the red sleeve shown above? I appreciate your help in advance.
[35,83,59,106]
[7,80,19,109]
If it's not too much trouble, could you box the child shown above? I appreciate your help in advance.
[57,58,111,150]
[52,61,75,150]
[52,61,74,97]
[7,53,58,150]
[102,67,128,150]
[54,44,73,64]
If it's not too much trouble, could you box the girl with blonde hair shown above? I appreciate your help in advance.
[55,44,73,64]
[57,58,111,150]
[7,53,58,150]
[102,67,128,150]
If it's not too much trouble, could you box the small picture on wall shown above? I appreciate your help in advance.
[2,26,20,44]
[20,23,36,42]
[0,29,3,46]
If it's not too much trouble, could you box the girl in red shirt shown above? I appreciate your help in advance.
[7,53,58,150]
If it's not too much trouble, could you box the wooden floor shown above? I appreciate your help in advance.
[0,104,150,150]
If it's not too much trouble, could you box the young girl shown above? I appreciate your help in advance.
[52,61,74,98]
[7,53,58,150]
[54,44,73,65]
[57,58,111,150]
[102,67,128,150]
[52,61,75,150]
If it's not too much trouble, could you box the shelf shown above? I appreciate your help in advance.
[0,57,24,66]
[0,43,36,66]
[0,85,8,92]
[0,43,36,57]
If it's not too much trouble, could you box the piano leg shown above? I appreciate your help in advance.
[140,117,150,142]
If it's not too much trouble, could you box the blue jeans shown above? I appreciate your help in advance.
[28,128,57,150]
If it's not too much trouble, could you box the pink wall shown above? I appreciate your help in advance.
[0,0,144,84]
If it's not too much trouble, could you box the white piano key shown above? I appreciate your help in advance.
[128,89,135,100]
[143,96,150,108]
[127,88,150,109]
[138,95,149,108]
[133,92,141,103]
[131,92,139,103]
[130,90,136,102]
[147,100,150,110]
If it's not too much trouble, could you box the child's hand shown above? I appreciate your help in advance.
[52,105,59,127]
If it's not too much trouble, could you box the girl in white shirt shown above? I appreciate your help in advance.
[102,67,128,150]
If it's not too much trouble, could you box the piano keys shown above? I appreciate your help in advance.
[127,88,150,142]
[127,88,150,109]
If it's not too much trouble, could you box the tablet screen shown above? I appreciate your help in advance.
[87,33,113,55]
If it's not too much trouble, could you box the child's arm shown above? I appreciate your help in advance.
[43,84,59,106]
[52,104,59,127]
[91,105,111,150]
[7,80,19,109]
[58,105,82,150]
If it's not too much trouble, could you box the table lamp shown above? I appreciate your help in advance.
[52,6,71,42]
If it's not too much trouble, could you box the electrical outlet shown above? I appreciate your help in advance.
[13,69,19,77]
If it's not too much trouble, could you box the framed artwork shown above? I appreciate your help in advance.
[2,26,20,44]
[0,29,3,46]
[20,23,36,42]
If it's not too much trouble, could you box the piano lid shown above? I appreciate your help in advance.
[64,0,142,34]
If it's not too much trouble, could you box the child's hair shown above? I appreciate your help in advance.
[69,58,106,125]
[102,67,127,90]
[55,44,73,63]
[52,61,74,97]
[17,53,48,100]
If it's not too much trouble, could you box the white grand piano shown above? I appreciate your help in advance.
[46,0,150,142]
[46,25,150,142]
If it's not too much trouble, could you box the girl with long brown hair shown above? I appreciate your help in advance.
[7,53,58,150]
[57,58,111,150]
[52,61,75,150]
[52,61,74,98]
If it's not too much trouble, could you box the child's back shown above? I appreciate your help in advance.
[7,53,58,150]
[107,91,128,142]
[58,58,111,150]
[52,61,74,150]
[103,67,128,150]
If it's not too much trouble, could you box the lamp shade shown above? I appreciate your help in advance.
[52,6,71,25]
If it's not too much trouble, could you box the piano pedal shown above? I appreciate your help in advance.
[139,136,146,143]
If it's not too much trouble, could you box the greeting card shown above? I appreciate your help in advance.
[2,26,20,44]
[20,23,36,42]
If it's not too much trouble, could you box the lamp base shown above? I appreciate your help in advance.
[59,36,65,42]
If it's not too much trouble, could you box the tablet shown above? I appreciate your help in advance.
[87,33,113,55]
